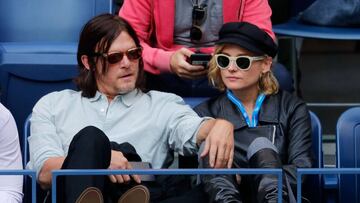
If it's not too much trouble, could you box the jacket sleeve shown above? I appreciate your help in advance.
[119,0,174,74]
[283,101,314,191]
[241,0,275,39]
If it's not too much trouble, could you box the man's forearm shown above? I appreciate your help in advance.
[38,157,65,189]
[196,119,234,168]
[196,119,216,144]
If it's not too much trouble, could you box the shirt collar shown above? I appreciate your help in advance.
[88,89,142,107]
[219,93,279,130]
[119,89,143,107]
[89,91,102,102]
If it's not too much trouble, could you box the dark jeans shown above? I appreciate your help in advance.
[50,126,206,203]
[145,62,294,97]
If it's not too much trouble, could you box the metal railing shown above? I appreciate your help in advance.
[52,168,283,203]
[0,169,37,203]
[296,168,360,203]
[4,168,360,202]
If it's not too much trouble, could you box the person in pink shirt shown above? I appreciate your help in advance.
[119,0,293,96]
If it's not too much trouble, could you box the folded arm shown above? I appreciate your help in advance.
[38,157,65,189]
[196,119,234,168]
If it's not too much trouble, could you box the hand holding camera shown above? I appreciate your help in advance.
[170,48,209,79]
[189,53,212,67]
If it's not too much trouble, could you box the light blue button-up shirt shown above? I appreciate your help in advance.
[28,89,209,175]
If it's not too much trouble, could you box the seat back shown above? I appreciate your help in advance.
[336,107,360,203]
[0,58,78,144]
[0,0,112,42]
[23,114,31,168]
[22,114,48,203]
[0,0,112,138]
[23,114,31,203]
[310,111,323,169]
[302,111,323,202]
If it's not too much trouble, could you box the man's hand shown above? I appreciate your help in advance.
[108,150,141,184]
[199,119,234,168]
[170,48,207,79]
[38,157,65,189]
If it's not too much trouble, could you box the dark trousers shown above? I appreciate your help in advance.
[51,126,206,203]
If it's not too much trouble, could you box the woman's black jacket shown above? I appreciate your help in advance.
[194,90,314,202]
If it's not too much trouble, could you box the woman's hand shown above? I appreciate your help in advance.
[108,150,141,184]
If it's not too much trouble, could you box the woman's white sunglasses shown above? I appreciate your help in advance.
[215,54,265,71]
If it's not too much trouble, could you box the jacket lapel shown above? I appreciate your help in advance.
[219,93,280,129]
[258,94,279,124]
[219,94,248,130]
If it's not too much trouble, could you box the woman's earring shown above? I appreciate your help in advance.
[210,78,216,87]
[259,72,264,80]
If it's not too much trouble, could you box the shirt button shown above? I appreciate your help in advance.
[100,108,105,112]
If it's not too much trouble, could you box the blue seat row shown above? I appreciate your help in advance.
[0,0,113,139]
[21,98,323,202]
[23,102,360,202]
[3,167,360,203]
[272,0,360,200]
[0,0,113,42]
[273,0,360,99]
[0,2,113,202]
[0,42,78,147]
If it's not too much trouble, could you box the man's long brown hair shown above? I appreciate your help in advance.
[74,14,144,98]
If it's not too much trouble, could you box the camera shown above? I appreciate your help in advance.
[190,53,212,67]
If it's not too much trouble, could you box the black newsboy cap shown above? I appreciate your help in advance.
[216,22,278,58]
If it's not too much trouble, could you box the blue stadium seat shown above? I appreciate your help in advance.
[23,114,32,168]
[0,0,113,42]
[273,0,360,95]
[303,111,323,202]
[336,107,360,203]
[273,0,360,41]
[274,19,360,40]
[23,114,44,203]
[0,0,113,140]
[183,97,209,108]
[0,43,78,143]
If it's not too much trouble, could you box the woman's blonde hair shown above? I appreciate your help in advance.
[208,44,279,95]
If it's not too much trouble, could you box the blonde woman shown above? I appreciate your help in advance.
[194,22,313,203]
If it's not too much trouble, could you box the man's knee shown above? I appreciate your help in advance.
[71,126,110,152]
[63,126,111,169]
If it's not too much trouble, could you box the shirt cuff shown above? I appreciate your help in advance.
[188,116,214,150]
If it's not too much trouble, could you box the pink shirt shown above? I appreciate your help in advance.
[0,103,23,203]
[120,0,274,74]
